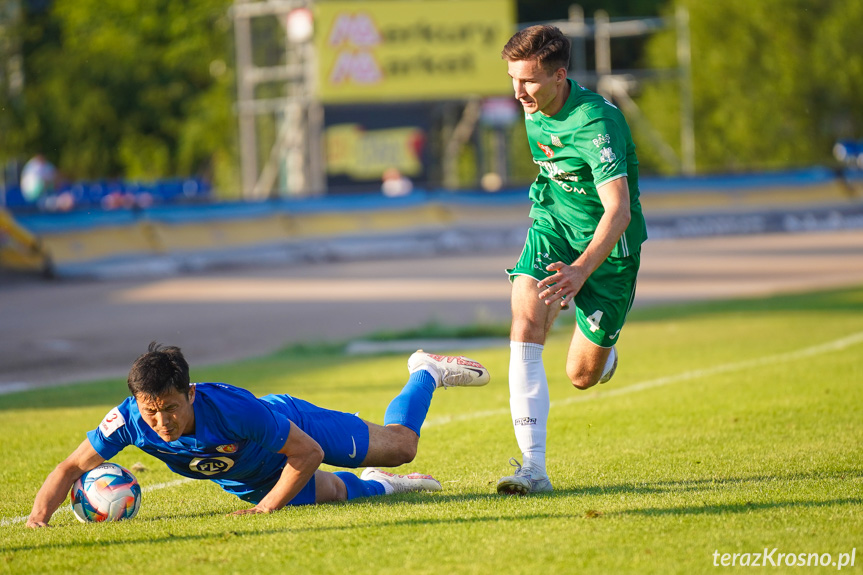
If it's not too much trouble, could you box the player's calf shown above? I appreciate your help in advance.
[364,422,419,467]
[566,346,617,390]
[380,427,418,466]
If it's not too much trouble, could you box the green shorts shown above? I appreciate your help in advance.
[507,218,640,347]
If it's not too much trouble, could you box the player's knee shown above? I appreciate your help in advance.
[316,471,347,503]
[377,443,416,467]
[393,438,418,465]
[371,425,420,467]
[569,375,595,390]
[511,317,546,343]
[391,428,419,465]
[566,363,597,390]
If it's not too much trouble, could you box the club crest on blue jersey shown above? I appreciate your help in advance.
[189,456,235,476]
[216,443,239,454]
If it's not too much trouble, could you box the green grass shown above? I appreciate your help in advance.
[2,286,862,574]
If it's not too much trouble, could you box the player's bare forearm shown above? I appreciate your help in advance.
[576,199,631,272]
[538,177,631,306]
[230,421,324,515]
[27,441,105,528]
[27,467,78,527]
[238,454,322,514]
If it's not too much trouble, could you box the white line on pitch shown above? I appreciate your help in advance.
[422,330,863,428]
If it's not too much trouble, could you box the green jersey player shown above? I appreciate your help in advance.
[497,25,647,495]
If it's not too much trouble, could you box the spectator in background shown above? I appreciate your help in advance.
[20,155,57,203]
[381,167,413,198]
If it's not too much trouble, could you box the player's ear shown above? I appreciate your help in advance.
[187,385,196,405]
[555,67,567,83]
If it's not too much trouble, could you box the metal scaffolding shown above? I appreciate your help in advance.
[229,2,697,198]
[231,0,325,199]
[554,5,696,175]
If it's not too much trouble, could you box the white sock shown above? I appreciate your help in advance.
[375,480,394,495]
[509,341,549,475]
[410,362,441,386]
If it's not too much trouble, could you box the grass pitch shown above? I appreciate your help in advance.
[1,286,861,574]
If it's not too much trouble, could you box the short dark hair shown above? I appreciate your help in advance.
[501,25,571,74]
[127,341,191,399]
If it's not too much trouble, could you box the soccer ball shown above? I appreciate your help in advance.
[70,462,141,523]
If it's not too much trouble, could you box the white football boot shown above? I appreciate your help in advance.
[407,350,490,388]
[360,468,442,493]
[598,345,618,384]
[496,458,553,495]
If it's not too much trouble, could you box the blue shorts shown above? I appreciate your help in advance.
[260,394,370,468]
[238,394,371,507]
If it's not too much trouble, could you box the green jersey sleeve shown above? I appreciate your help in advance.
[571,116,630,188]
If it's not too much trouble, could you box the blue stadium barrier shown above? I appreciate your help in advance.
[6,167,860,236]
[2,177,211,211]
[834,140,863,169]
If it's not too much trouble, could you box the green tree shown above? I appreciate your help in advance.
[636,0,863,174]
[518,0,663,22]
[5,0,238,193]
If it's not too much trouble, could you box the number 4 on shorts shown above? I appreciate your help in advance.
[587,310,603,333]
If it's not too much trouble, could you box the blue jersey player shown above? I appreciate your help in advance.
[27,342,489,527]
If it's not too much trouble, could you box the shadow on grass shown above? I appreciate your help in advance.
[7,469,861,554]
[1,516,470,554]
[609,497,862,518]
[550,469,863,498]
[7,495,860,555]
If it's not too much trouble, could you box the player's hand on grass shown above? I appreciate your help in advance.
[25,518,50,528]
[538,261,586,308]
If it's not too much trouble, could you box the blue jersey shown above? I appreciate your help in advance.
[88,382,294,502]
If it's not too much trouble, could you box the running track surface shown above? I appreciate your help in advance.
[2,230,863,392]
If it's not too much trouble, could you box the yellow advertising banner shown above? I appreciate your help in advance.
[315,0,516,103]
[326,124,424,179]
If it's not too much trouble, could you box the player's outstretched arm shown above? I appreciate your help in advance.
[230,421,324,515]
[26,440,105,528]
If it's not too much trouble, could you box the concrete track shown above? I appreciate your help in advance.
[2,229,863,392]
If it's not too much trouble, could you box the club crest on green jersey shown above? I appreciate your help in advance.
[600,147,617,163]
[537,142,554,158]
